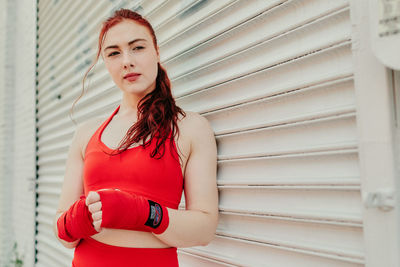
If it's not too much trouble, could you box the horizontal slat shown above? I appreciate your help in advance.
[218,150,359,186]
[182,235,363,267]
[36,186,61,200]
[216,114,357,159]
[37,208,55,222]
[218,186,362,223]
[36,184,61,199]
[37,0,52,22]
[216,212,363,260]
[36,233,72,266]
[204,78,355,134]
[155,0,235,43]
[38,0,144,83]
[37,154,66,169]
[178,250,236,267]
[37,0,118,92]
[164,0,349,66]
[148,0,214,29]
[180,74,352,113]
[37,224,71,254]
[37,85,118,129]
[139,0,167,17]
[37,68,114,120]
[38,167,66,177]
[176,43,353,113]
[166,3,350,79]
[37,139,69,157]
[160,0,285,61]
[172,37,351,100]
[38,0,70,39]
[38,0,102,68]
[38,40,98,100]
[37,192,60,209]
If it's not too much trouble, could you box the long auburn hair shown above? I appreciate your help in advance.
[71,8,186,162]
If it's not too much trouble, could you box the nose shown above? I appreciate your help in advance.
[122,52,135,69]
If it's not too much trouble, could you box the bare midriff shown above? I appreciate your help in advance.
[91,228,170,248]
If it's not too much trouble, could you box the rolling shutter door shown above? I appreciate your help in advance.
[36,0,364,266]
[35,1,127,265]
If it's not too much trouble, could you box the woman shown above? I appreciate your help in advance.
[53,8,218,267]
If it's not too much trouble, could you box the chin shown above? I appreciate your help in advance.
[122,87,154,96]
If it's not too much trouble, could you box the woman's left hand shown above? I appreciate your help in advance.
[86,191,103,232]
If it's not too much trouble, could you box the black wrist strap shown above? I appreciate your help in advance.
[145,200,163,229]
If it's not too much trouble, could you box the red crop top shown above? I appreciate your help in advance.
[83,105,183,209]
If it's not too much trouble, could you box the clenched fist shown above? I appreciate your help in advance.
[85,191,103,232]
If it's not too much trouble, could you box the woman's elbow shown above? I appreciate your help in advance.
[199,213,218,246]
[199,232,216,246]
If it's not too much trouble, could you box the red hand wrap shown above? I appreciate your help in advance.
[57,195,98,242]
[98,190,169,235]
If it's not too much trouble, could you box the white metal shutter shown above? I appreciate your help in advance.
[35,1,129,266]
[36,0,364,266]
[164,0,363,266]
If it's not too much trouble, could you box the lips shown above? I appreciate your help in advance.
[124,72,140,78]
[123,72,141,80]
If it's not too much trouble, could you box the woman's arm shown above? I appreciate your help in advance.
[85,113,219,247]
[52,123,87,248]
[154,113,219,247]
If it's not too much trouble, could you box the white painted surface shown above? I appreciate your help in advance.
[350,0,400,266]
[0,0,37,266]
[0,0,13,265]
[368,0,400,70]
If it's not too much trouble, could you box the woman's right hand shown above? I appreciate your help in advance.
[86,191,103,232]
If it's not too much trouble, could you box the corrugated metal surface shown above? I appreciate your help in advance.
[36,0,364,266]
[35,0,123,265]
[173,0,363,266]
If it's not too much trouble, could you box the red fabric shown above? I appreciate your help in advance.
[98,189,169,234]
[72,237,179,267]
[57,196,98,242]
[83,105,183,210]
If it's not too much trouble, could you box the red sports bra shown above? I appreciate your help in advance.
[83,105,183,209]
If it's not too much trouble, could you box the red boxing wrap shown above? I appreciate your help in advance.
[98,190,169,235]
[57,195,98,242]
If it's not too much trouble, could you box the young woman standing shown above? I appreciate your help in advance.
[53,9,218,266]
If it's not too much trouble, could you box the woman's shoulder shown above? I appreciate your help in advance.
[74,115,108,158]
[177,110,214,141]
[178,110,208,128]
[76,115,108,135]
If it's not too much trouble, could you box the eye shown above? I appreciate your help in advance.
[133,46,144,51]
[108,51,119,57]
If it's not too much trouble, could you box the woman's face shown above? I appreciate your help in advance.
[101,19,160,98]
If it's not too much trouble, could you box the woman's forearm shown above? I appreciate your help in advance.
[154,208,218,248]
[53,212,80,249]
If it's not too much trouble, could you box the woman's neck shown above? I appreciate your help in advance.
[119,96,140,119]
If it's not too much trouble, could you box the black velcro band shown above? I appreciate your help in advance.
[145,200,163,229]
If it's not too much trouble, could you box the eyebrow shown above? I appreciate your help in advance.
[104,38,147,51]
